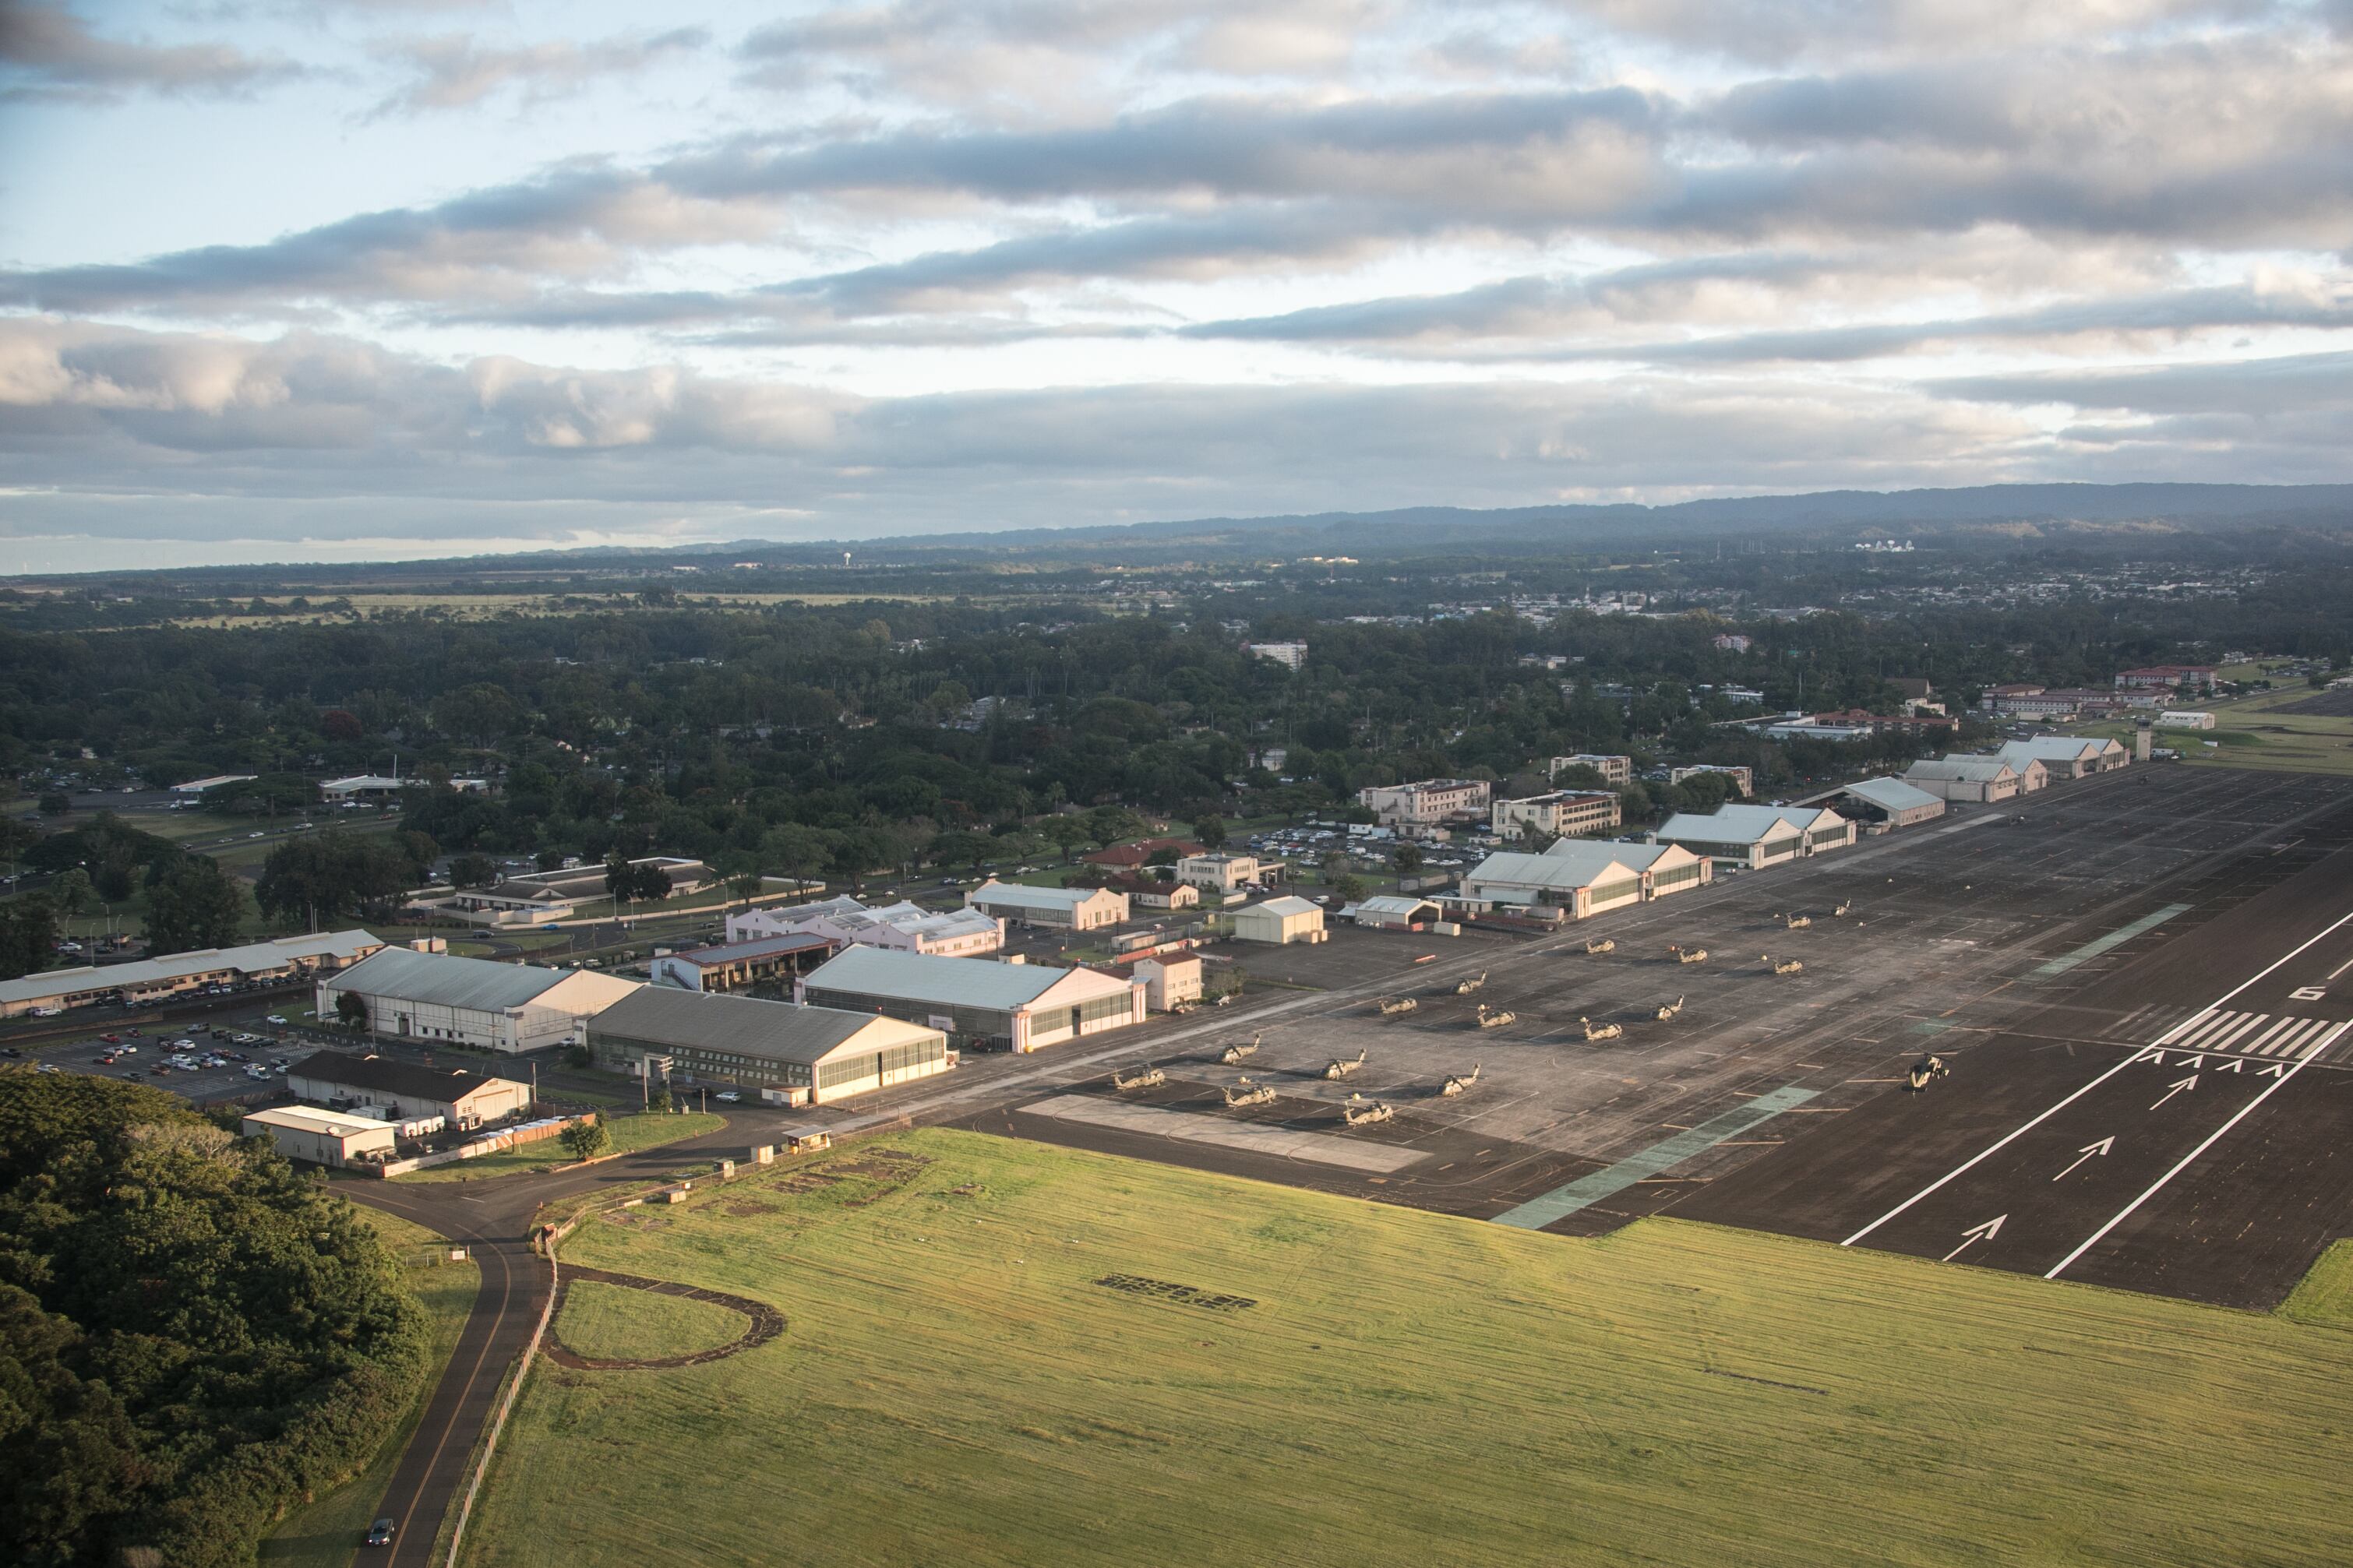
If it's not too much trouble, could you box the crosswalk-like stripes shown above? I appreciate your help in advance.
[2161,1010,2348,1059]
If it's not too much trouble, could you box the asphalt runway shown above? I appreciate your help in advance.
[1678,838,2353,1308]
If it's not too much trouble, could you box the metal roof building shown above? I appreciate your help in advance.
[318,946,642,1054]
[966,879,1129,931]
[1653,804,1855,869]
[585,986,949,1104]
[285,1050,531,1129]
[1993,736,2129,779]
[796,946,1142,1053]
[1464,838,1711,915]
[0,929,384,1019]
[1352,894,1444,929]
[648,933,835,994]
[730,897,1003,957]
[1903,756,2032,802]
[242,1105,398,1168]
[1834,776,1948,829]
[1232,895,1326,945]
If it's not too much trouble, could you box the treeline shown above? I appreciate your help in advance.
[0,1076,427,1567]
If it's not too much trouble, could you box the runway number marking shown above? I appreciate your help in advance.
[2053,1138,2113,1182]
[1843,904,2353,1250]
[1944,1215,2005,1263]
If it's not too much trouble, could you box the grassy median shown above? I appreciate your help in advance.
[391,1111,725,1183]
[462,1128,2353,1568]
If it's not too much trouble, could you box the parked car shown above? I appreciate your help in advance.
[265,1015,288,1025]
[715,1091,741,1103]
[100,1032,119,1044]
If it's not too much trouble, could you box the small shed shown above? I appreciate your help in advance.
[783,1128,833,1154]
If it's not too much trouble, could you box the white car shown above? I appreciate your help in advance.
[265,1015,288,1025]
[715,1091,741,1103]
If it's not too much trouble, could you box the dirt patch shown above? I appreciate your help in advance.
[545,1266,785,1372]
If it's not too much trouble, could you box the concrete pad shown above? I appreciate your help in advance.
[1018,1093,1428,1174]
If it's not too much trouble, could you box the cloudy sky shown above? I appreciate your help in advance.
[2,1,2350,573]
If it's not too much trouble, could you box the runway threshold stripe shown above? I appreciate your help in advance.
[1490,1084,1819,1231]
[2034,902,2194,976]
[2240,1018,2300,1055]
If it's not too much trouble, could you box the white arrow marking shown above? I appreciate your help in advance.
[2052,1137,2115,1182]
[1943,1214,2006,1263]
[2150,1076,2198,1109]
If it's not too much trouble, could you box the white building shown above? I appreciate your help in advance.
[285,1050,533,1129]
[1357,778,1494,825]
[1351,894,1444,930]
[1132,955,1204,1012]
[1232,896,1328,945]
[0,929,384,1020]
[728,897,1003,957]
[242,1105,398,1169]
[1461,839,1710,916]
[1903,756,2030,802]
[171,773,257,795]
[1992,737,2130,779]
[966,880,1129,931]
[1246,641,1309,669]
[1550,754,1633,787]
[1652,805,1854,869]
[1490,791,1621,840]
[317,947,641,1054]
[1175,852,1265,893]
[796,947,1143,1053]
[2156,710,2217,730]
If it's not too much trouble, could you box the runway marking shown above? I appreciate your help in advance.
[2048,1020,2353,1280]
[1843,902,2353,1249]
[1492,1084,1818,1231]
[1015,1094,1426,1174]
[2034,902,2193,976]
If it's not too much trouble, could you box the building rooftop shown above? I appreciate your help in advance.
[803,947,1126,1010]
[1907,756,2020,781]
[666,934,834,968]
[0,929,382,1008]
[1356,894,1444,916]
[328,946,597,1013]
[1995,737,2122,761]
[1840,777,1946,813]
[1247,896,1324,918]
[288,1050,523,1104]
[244,1105,390,1140]
[1656,805,1826,845]
[589,987,937,1066]
[968,880,1114,911]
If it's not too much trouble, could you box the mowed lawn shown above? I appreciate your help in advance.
[468,1129,2353,1568]
[556,1280,749,1361]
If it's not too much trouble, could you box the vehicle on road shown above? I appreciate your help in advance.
[265,1015,288,1025]
[365,1518,397,1548]
[716,1091,741,1102]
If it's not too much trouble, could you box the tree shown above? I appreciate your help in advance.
[1390,844,1423,876]
[1040,815,1091,863]
[335,992,369,1031]
[320,708,364,743]
[256,834,422,925]
[0,897,58,981]
[37,792,69,816]
[559,1112,610,1162]
[49,868,94,921]
[1334,872,1369,901]
[143,858,244,957]
[647,1085,674,1114]
[448,853,499,890]
[1192,813,1229,850]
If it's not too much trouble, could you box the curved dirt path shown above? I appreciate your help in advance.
[545,1266,785,1370]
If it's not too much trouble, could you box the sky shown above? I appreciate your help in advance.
[2,1,2350,573]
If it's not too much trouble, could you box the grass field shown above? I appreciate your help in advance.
[466,1129,2353,1568]
[556,1280,749,1362]
[261,1208,480,1568]
[391,1112,726,1184]
[168,590,952,629]
[2072,685,2353,779]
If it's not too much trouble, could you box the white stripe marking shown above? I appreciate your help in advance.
[2208,1013,2270,1052]
[1842,905,2353,1249]
[2237,1017,2296,1055]
[2048,1021,2353,1279]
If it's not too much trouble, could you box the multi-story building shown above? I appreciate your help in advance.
[1246,641,1309,669]
[1667,764,1755,797]
[1550,754,1633,787]
[1490,791,1621,840]
[2115,665,2218,693]
[1358,778,1494,824]
[1176,853,1265,893]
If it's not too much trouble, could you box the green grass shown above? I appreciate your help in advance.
[390,1112,726,1183]
[465,1129,2353,1568]
[555,1279,749,1362]
[2280,1240,2353,1332]
[261,1209,481,1568]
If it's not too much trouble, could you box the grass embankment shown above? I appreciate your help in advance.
[465,1128,2353,1568]
[556,1281,748,1362]
[390,1111,725,1184]
[261,1209,481,1568]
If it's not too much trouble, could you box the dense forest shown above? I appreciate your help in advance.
[0,1076,427,1566]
